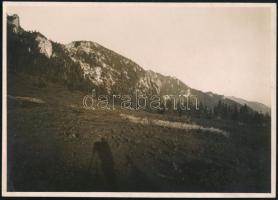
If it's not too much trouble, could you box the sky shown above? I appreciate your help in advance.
[5,3,276,106]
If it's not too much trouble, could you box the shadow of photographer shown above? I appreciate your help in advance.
[88,137,118,191]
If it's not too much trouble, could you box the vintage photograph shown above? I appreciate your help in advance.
[2,2,276,198]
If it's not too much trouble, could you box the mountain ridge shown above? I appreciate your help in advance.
[228,96,270,114]
[7,14,270,114]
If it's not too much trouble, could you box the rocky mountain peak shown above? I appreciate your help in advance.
[35,35,52,58]
[7,14,52,58]
[7,14,22,33]
[66,41,100,52]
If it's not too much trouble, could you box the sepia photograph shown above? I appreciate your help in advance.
[2,2,276,198]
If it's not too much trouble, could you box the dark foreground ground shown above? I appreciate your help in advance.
[7,73,271,192]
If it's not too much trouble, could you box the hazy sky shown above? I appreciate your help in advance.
[5,3,276,106]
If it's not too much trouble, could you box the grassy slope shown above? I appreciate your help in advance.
[7,73,271,192]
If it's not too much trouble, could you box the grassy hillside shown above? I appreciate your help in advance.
[7,72,271,192]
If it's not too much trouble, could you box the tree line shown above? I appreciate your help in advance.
[172,99,271,126]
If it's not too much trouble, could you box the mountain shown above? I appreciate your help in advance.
[7,14,253,113]
[228,96,270,114]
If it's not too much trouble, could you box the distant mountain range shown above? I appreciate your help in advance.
[228,96,270,114]
[7,14,270,114]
